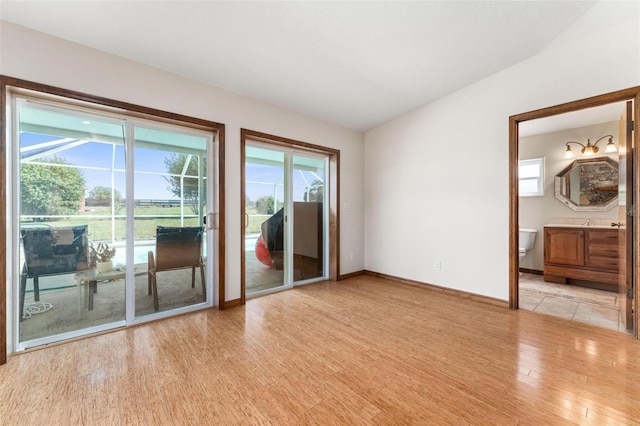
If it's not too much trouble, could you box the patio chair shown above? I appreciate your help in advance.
[19,225,89,320]
[148,226,205,311]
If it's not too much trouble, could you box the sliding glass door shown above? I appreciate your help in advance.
[17,102,128,343]
[12,96,216,350]
[244,145,288,293]
[244,143,328,298]
[132,124,210,317]
[292,153,327,283]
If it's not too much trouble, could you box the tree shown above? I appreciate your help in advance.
[163,153,205,214]
[21,157,86,220]
[89,186,122,206]
[255,196,279,215]
[304,179,324,202]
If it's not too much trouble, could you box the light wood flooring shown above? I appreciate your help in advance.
[2,275,640,424]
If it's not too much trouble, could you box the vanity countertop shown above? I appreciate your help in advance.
[544,223,618,229]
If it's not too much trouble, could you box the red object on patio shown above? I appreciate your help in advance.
[255,234,273,267]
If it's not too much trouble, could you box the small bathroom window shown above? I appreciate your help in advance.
[519,157,544,197]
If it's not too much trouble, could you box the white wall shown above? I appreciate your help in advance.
[0,21,366,305]
[364,2,640,300]
[519,122,620,271]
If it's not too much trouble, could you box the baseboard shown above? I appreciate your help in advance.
[363,270,509,308]
[338,270,365,280]
[519,268,543,275]
[220,298,242,309]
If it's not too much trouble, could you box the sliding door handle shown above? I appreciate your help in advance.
[205,212,217,230]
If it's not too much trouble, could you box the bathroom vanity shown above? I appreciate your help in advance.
[543,225,620,291]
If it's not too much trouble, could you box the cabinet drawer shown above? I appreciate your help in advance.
[587,229,618,244]
[589,255,619,271]
[588,244,618,258]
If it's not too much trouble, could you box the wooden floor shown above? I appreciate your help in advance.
[2,275,640,425]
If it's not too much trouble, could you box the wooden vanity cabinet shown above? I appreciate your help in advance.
[543,226,620,290]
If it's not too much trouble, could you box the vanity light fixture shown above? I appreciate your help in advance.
[563,135,617,159]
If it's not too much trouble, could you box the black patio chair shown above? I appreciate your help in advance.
[19,225,89,320]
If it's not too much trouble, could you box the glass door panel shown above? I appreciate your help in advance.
[292,154,327,283]
[245,145,288,295]
[133,125,208,317]
[17,101,127,345]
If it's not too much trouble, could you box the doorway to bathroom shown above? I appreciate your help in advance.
[509,87,639,336]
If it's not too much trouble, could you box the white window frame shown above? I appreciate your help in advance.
[519,157,545,197]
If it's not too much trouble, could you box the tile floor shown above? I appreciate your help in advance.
[519,273,631,334]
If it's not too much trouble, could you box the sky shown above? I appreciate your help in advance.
[20,133,322,203]
[21,133,178,199]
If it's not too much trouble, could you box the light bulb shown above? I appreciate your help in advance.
[564,147,575,159]
[605,140,617,153]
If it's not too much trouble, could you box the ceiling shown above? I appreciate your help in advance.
[0,1,598,131]
[519,102,627,138]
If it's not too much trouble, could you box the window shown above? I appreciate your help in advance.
[519,157,544,197]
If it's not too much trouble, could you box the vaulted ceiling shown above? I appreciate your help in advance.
[1,1,597,131]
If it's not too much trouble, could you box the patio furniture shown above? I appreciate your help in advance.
[20,225,89,320]
[74,265,145,311]
[74,267,126,311]
[148,226,205,311]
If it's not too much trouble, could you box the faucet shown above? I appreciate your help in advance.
[583,219,592,226]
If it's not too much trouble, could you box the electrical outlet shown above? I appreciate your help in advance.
[344,202,349,211]
[350,253,355,261]
[434,261,441,271]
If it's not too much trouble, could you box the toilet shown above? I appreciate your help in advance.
[519,228,537,262]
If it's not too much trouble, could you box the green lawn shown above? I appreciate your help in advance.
[22,207,274,239]
[247,214,271,234]
[22,206,201,241]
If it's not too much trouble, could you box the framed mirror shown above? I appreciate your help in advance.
[554,157,618,211]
